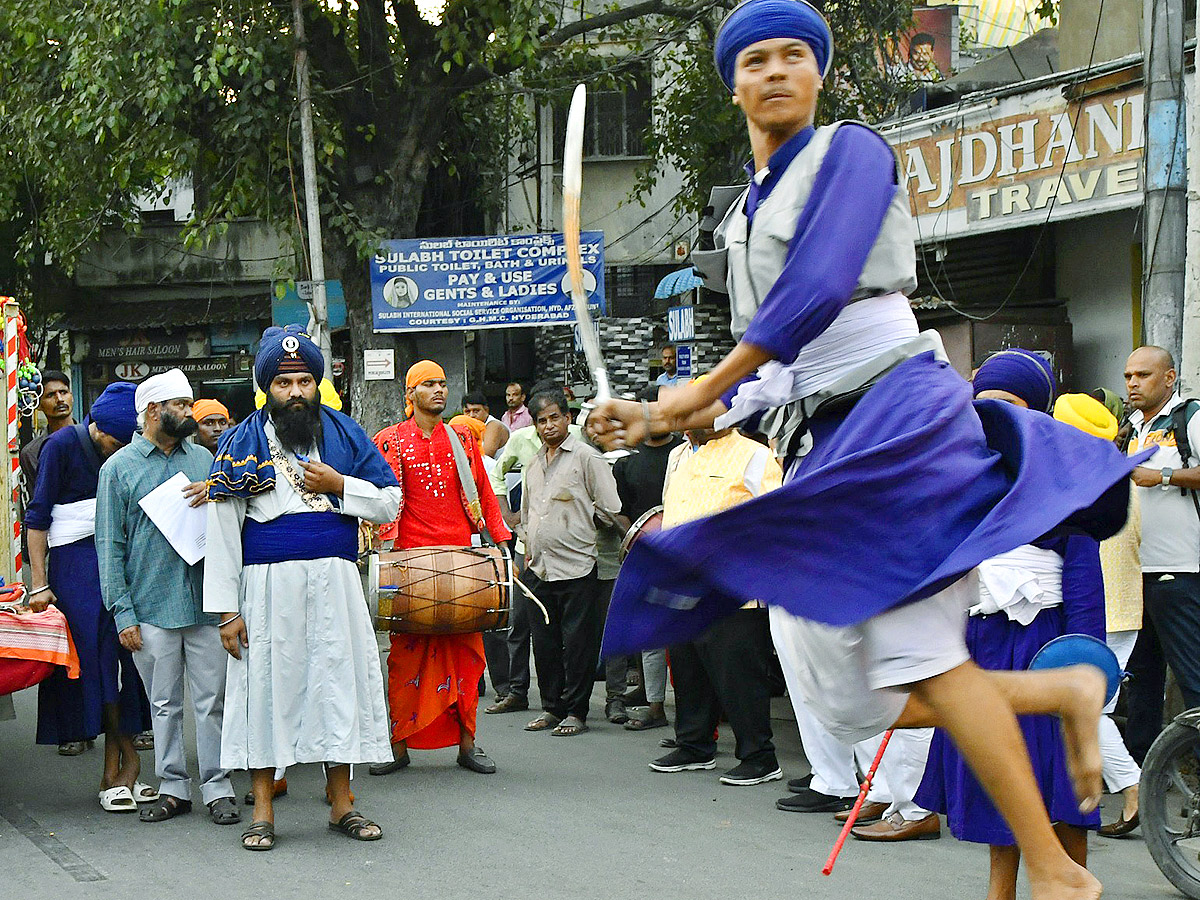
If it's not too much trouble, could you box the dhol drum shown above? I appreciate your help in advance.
[372,545,511,635]
[619,505,664,562]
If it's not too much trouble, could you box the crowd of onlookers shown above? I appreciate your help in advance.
[3,342,1195,867]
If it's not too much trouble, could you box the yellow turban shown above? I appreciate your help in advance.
[254,378,343,411]
[449,414,486,442]
[1054,393,1118,441]
[190,399,230,422]
[405,360,446,417]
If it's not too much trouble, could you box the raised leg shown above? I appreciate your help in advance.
[904,663,1101,900]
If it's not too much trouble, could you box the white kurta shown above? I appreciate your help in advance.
[204,424,402,771]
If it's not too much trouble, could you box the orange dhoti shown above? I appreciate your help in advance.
[386,632,485,749]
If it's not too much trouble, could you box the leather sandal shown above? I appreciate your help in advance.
[139,795,192,823]
[524,713,561,732]
[241,820,275,851]
[329,810,383,841]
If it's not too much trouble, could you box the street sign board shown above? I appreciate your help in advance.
[668,305,695,342]
[676,344,692,378]
[369,232,606,332]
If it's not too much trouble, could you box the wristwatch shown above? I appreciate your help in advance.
[1162,467,1174,489]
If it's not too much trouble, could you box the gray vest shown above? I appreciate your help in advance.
[703,122,918,341]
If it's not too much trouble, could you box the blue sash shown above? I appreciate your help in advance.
[242,512,358,565]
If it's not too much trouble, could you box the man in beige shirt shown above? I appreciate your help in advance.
[521,387,621,737]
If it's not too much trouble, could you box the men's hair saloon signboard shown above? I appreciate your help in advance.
[881,80,1154,243]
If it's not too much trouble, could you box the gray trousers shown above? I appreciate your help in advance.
[133,623,234,805]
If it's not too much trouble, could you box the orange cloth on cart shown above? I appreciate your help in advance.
[0,606,80,679]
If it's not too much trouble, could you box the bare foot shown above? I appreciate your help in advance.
[1057,665,1106,814]
[1029,861,1102,900]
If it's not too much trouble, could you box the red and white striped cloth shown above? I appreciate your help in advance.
[0,606,80,680]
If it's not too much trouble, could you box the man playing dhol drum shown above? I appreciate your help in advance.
[369,360,512,778]
[205,325,402,850]
[588,2,1146,897]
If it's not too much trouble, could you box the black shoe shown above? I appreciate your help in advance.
[649,748,716,773]
[368,753,411,776]
[776,788,855,813]
[457,746,496,774]
[787,773,814,794]
[659,737,678,749]
[720,759,784,786]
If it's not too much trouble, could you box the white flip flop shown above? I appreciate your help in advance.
[132,782,159,802]
[99,785,137,813]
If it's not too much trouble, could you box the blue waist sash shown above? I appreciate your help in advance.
[242,512,358,565]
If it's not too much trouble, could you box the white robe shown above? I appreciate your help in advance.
[204,423,402,771]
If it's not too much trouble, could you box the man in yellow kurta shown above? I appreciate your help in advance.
[648,424,784,785]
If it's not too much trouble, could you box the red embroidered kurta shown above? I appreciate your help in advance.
[373,419,511,749]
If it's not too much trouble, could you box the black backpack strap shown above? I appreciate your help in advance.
[1169,400,1200,522]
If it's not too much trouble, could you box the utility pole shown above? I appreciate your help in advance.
[1142,0,1187,368]
[293,0,333,375]
[1181,0,1200,390]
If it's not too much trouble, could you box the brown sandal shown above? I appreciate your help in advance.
[524,713,561,732]
[328,810,382,841]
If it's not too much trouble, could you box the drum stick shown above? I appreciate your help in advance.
[513,576,551,625]
[822,728,893,876]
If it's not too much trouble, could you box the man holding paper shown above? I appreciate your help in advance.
[26,382,153,811]
[96,368,238,826]
[205,325,401,851]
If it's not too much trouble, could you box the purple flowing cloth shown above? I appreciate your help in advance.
[602,352,1152,657]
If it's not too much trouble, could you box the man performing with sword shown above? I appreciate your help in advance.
[578,2,1147,897]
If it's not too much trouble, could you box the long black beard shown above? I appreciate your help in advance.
[267,393,322,455]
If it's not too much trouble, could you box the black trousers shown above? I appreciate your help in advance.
[527,569,599,720]
[1127,572,1200,762]
[504,556,532,702]
[482,630,510,697]
[670,608,777,765]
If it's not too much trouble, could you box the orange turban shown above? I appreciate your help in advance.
[405,360,446,417]
[191,399,230,422]
[450,414,486,442]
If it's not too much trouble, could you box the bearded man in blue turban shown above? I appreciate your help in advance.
[205,325,401,850]
[587,2,1148,895]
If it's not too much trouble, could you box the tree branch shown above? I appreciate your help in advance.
[542,0,725,47]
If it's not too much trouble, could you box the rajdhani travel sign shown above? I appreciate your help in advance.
[370,232,606,332]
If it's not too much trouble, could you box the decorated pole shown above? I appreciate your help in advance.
[2,299,21,584]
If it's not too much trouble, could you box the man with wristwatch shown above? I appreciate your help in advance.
[1124,345,1200,761]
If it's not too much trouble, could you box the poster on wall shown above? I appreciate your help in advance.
[369,232,606,332]
[878,6,957,83]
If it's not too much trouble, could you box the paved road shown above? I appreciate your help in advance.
[0,670,1179,900]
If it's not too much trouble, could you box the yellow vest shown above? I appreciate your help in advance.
[662,431,781,528]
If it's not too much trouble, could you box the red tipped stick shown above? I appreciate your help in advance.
[821,728,893,876]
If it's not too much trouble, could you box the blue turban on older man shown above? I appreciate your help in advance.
[254,324,324,390]
[972,349,1057,414]
[88,382,138,444]
[714,0,834,92]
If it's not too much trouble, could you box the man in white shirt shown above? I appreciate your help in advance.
[1124,345,1200,761]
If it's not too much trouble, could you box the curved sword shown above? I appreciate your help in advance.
[562,83,611,401]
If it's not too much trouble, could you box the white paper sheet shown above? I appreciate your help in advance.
[137,471,207,565]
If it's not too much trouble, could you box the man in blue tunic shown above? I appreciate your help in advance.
[589,3,1143,897]
[27,382,153,811]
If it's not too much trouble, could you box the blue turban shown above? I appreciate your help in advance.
[88,382,138,444]
[972,349,1057,414]
[714,0,834,92]
[254,324,324,390]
